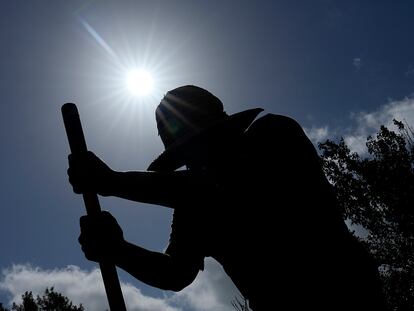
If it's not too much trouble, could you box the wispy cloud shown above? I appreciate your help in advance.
[0,259,239,311]
[405,65,414,77]
[353,57,362,71]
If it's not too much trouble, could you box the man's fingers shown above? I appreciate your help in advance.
[68,152,91,168]
[78,212,123,264]
[68,153,73,165]
[101,210,116,222]
[69,172,83,194]
[79,215,89,229]
[79,214,102,231]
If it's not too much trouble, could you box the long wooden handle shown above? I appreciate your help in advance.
[62,103,127,311]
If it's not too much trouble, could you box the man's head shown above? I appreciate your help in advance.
[148,85,263,171]
[155,85,228,149]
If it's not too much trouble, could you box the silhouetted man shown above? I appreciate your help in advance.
[68,85,387,310]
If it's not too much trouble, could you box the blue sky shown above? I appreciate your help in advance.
[1,1,414,310]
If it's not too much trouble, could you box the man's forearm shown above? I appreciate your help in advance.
[108,170,213,208]
[115,241,197,291]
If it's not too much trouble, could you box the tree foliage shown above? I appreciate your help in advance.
[0,288,83,311]
[319,120,414,311]
[232,295,250,311]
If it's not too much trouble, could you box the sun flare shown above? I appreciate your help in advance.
[126,69,154,96]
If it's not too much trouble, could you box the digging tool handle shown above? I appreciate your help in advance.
[61,103,127,311]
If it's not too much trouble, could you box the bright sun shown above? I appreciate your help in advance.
[126,69,154,96]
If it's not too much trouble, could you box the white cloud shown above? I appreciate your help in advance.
[304,126,330,144]
[0,264,179,311]
[0,260,240,311]
[343,134,367,155]
[344,97,414,153]
[306,96,414,154]
[171,258,240,311]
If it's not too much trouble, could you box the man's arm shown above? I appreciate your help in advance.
[68,152,215,208]
[79,211,202,291]
[108,169,212,208]
[116,241,202,291]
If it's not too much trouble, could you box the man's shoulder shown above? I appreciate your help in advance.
[243,112,314,158]
[247,113,304,136]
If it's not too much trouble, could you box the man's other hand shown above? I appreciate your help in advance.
[78,211,125,263]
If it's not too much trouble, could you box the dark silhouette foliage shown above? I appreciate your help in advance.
[232,295,250,311]
[0,288,84,311]
[319,120,414,310]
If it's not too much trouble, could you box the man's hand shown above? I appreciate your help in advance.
[78,211,125,263]
[67,151,114,196]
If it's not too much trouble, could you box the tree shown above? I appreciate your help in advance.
[319,120,414,311]
[0,287,84,311]
[232,295,250,311]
